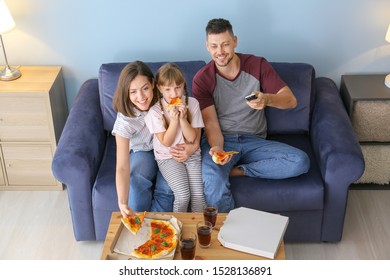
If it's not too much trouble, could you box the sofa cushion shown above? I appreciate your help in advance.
[231,134,324,212]
[98,61,206,132]
[266,63,315,135]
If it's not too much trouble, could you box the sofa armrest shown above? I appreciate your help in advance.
[311,77,365,241]
[311,77,364,183]
[52,79,107,240]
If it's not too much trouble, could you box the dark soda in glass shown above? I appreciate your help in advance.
[197,225,212,247]
[180,238,196,260]
[203,206,218,227]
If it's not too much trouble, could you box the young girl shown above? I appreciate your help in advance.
[144,63,206,212]
[112,61,174,218]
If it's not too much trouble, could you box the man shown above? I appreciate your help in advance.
[192,18,310,212]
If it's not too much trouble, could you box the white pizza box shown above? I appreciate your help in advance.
[218,207,288,259]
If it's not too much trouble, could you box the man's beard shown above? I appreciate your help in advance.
[215,54,234,67]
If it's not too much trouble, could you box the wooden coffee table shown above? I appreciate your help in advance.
[100,212,286,260]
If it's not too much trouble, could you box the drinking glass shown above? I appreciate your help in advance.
[203,205,218,228]
[197,221,212,248]
[180,232,197,260]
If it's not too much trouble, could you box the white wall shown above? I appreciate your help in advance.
[3,0,390,108]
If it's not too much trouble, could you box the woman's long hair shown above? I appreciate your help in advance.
[113,61,157,117]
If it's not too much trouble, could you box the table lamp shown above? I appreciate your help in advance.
[385,24,390,88]
[0,0,21,81]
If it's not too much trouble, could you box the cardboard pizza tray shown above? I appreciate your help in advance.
[110,213,182,260]
[218,207,288,259]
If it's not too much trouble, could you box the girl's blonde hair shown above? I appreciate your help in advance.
[155,63,191,128]
[113,61,157,117]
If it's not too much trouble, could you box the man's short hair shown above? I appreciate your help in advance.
[206,18,234,37]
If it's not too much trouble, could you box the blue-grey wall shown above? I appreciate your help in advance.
[3,0,390,109]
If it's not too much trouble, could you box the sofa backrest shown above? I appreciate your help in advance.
[267,62,315,135]
[98,61,206,132]
[98,60,314,135]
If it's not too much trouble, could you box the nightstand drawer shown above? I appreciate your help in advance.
[1,144,56,186]
[351,100,390,142]
[0,153,5,185]
[0,95,52,142]
[341,74,390,143]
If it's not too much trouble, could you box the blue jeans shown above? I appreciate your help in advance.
[129,150,173,212]
[201,135,310,212]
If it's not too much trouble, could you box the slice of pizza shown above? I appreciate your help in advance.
[167,97,182,110]
[121,211,146,235]
[212,150,239,164]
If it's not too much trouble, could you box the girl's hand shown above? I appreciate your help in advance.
[168,107,180,121]
[176,103,187,120]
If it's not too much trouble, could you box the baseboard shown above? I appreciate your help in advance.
[350,183,390,190]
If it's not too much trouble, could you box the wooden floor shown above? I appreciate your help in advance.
[0,188,389,260]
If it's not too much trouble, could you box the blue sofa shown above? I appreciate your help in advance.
[52,60,364,242]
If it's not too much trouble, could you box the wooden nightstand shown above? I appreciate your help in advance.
[340,74,390,185]
[0,66,68,190]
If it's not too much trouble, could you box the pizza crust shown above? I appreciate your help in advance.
[131,243,174,259]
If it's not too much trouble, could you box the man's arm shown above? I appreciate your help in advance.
[266,86,297,109]
[247,86,297,110]
[201,105,224,153]
[201,105,232,165]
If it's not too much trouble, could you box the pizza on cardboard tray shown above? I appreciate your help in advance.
[121,213,178,259]
[131,220,178,259]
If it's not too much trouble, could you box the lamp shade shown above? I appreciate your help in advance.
[386,24,390,43]
[0,0,15,34]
